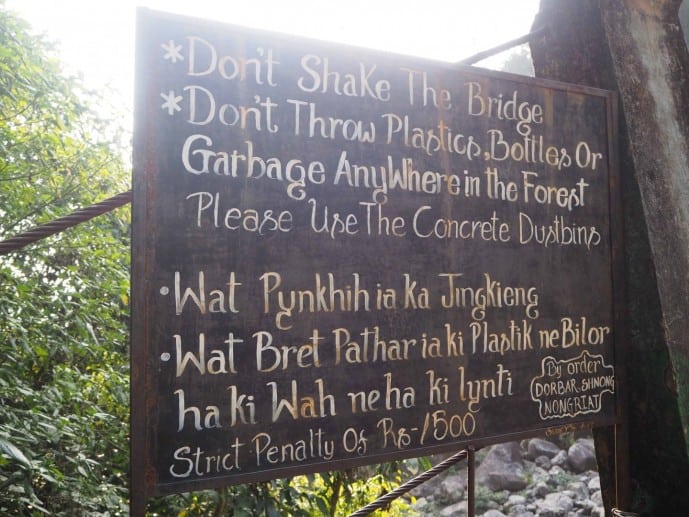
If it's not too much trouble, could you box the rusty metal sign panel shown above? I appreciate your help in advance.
[131,8,622,502]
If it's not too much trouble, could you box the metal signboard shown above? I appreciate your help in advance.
[131,8,622,504]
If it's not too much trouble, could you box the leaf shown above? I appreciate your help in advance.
[0,438,31,471]
[418,455,433,471]
[316,496,330,516]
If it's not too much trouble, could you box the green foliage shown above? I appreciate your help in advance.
[149,465,416,516]
[291,464,414,516]
[0,2,130,514]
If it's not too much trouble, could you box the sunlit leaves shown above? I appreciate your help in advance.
[0,3,130,514]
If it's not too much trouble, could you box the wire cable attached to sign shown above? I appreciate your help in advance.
[348,449,471,517]
[458,25,550,66]
[0,190,132,256]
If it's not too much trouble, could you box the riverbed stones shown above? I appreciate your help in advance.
[410,436,606,516]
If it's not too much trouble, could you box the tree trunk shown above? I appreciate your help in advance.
[531,0,689,514]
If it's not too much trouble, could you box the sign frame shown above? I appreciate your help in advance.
[131,7,624,509]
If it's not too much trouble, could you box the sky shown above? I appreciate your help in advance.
[5,0,541,119]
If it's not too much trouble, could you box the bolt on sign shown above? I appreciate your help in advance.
[131,8,623,505]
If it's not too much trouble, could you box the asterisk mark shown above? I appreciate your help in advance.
[160,90,183,115]
[161,40,183,63]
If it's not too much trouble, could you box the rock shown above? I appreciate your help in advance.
[477,443,528,491]
[576,499,597,513]
[567,439,597,473]
[535,455,552,470]
[548,465,566,482]
[531,466,550,484]
[481,510,506,517]
[533,492,574,516]
[486,499,501,510]
[439,473,465,503]
[550,450,569,468]
[439,500,467,516]
[587,475,601,492]
[528,438,562,459]
[482,471,529,492]
[560,489,576,499]
[488,442,524,462]
[590,489,603,505]
[532,481,550,497]
[507,494,527,507]
[566,480,589,500]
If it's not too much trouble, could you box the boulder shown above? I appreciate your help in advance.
[439,500,467,516]
[481,470,528,492]
[527,438,562,459]
[533,492,574,516]
[439,473,465,503]
[476,442,528,491]
[567,439,597,473]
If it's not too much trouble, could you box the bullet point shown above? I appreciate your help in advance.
[160,286,169,295]
[160,352,171,362]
